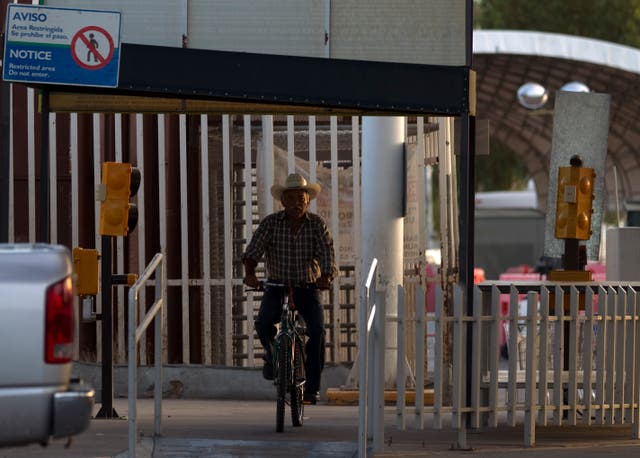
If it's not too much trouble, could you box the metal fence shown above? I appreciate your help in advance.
[3,84,434,369]
[416,281,640,447]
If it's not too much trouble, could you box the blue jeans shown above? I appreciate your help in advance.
[255,285,325,393]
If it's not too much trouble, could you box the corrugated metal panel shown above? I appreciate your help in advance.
[44,0,184,47]
[330,0,466,66]
[188,0,324,57]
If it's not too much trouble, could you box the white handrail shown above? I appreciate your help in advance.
[358,257,378,458]
[127,253,165,458]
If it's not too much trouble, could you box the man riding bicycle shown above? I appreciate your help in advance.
[242,173,337,405]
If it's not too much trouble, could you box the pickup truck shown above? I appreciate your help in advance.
[0,244,94,447]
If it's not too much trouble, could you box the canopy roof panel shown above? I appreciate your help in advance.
[473,30,640,211]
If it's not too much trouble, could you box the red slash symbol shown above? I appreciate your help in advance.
[71,26,114,70]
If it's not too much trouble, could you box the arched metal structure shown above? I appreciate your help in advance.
[474,30,640,212]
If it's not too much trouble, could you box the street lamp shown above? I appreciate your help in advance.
[517,81,590,110]
[517,82,549,109]
[560,81,590,93]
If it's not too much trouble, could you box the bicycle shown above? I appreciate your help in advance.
[249,280,308,432]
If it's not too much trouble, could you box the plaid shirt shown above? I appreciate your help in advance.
[242,210,337,283]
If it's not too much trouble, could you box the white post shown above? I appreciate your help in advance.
[361,116,405,386]
[261,115,274,215]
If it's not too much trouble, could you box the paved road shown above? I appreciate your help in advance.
[2,399,640,457]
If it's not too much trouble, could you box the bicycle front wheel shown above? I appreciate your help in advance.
[290,336,305,427]
[276,335,289,433]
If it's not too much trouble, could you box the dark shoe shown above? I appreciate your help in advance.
[262,362,274,381]
[303,390,319,405]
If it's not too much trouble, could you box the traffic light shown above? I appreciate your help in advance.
[98,162,141,236]
[554,160,595,240]
[72,247,99,296]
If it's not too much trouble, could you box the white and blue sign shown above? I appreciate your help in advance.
[3,4,121,88]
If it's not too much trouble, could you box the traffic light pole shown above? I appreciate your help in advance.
[96,235,118,419]
[95,161,140,419]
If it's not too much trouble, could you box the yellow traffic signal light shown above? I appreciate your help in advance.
[554,161,595,240]
[98,162,141,236]
[72,247,99,296]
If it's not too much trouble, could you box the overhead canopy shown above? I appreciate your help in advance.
[42,0,472,116]
[473,30,640,211]
[48,42,473,116]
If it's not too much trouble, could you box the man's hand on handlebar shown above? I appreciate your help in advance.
[316,274,332,290]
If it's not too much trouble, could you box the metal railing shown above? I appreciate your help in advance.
[423,281,640,447]
[396,283,425,430]
[127,253,166,458]
[358,257,383,457]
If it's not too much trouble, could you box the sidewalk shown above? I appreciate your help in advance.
[1,399,640,457]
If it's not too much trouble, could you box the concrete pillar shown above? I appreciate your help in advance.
[361,116,405,386]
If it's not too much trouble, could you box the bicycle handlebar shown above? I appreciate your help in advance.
[245,280,330,292]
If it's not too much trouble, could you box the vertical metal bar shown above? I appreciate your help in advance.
[624,286,634,424]
[507,285,519,426]
[553,286,565,425]
[415,285,425,430]
[449,117,460,268]
[201,114,212,365]
[223,114,233,366]
[48,113,57,244]
[433,285,443,429]
[157,114,169,363]
[366,300,375,442]
[632,287,640,439]
[416,117,426,255]
[524,291,538,447]
[351,116,361,354]
[330,115,340,363]
[6,83,14,243]
[179,114,190,364]
[452,285,466,447]
[616,286,627,424]
[358,283,369,458]
[261,115,274,215]
[70,111,79,268]
[470,286,482,428]
[154,260,163,437]
[538,286,550,426]
[583,286,595,425]
[568,286,579,424]
[97,236,115,419]
[135,114,147,366]
[242,114,252,366]
[351,116,361,320]
[287,115,295,173]
[373,286,386,453]
[69,111,80,362]
[0,80,10,244]
[489,285,500,427]
[606,286,617,424]
[38,90,49,243]
[396,285,405,430]
[595,286,608,425]
[27,88,35,242]
[114,113,125,364]
[93,114,102,364]
[308,116,317,213]
[452,285,463,429]
[127,273,137,458]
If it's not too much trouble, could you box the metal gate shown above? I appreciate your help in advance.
[3,84,437,368]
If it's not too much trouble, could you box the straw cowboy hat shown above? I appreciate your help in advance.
[270,173,321,200]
